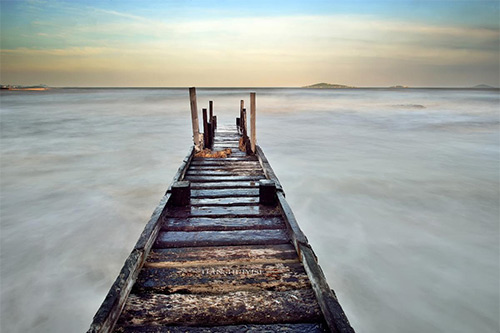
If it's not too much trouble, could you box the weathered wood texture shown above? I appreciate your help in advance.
[155,229,289,248]
[133,262,311,294]
[88,147,194,333]
[250,92,256,153]
[146,244,298,266]
[189,87,201,150]
[116,323,326,333]
[92,120,352,333]
[162,216,284,231]
[116,289,322,327]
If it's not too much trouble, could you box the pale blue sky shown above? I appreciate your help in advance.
[1,0,499,87]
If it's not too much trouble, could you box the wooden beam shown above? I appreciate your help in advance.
[189,87,201,151]
[250,92,256,154]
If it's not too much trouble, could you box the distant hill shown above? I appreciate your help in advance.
[472,84,495,89]
[303,82,356,89]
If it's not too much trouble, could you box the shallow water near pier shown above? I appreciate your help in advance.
[1,88,499,332]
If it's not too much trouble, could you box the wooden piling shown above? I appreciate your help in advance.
[189,88,201,151]
[239,100,244,134]
[241,108,247,137]
[209,101,213,120]
[202,108,209,149]
[250,92,256,154]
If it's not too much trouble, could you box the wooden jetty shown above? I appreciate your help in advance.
[88,89,354,333]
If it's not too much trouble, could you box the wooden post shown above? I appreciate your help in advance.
[170,181,191,206]
[259,180,277,205]
[209,101,215,145]
[209,101,213,121]
[207,122,213,149]
[213,115,217,130]
[239,100,244,134]
[189,87,201,151]
[202,108,208,149]
[241,108,247,137]
[250,92,256,154]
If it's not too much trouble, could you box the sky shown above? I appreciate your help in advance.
[0,0,499,87]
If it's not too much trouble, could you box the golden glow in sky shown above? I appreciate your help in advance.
[1,0,499,87]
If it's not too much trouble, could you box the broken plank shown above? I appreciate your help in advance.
[154,229,289,248]
[116,289,322,327]
[162,216,285,231]
[146,244,298,267]
[133,262,311,294]
[166,205,281,218]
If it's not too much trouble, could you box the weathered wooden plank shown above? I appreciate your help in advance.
[146,244,298,267]
[190,181,259,189]
[188,165,262,172]
[186,175,264,182]
[154,229,289,248]
[191,188,259,198]
[213,137,240,142]
[116,289,322,327]
[190,160,260,166]
[192,156,258,162]
[277,192,308,254]
[116,323,326,333]
[190,196,260,206]
[186,170,264,177]
[300,245,355,333]
[255,145,283,192]
[166,205,282,218]
[162,216,285,231]
[133,262,311,294]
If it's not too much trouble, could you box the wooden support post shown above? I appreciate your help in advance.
[207,122,213,149]
[170,181,191,206]
[236,117,241,129]
[189,87,201,151]
[202,108,208,149]
[259,180,277,205]
[239,100,245,134]
[213,115,217,130]
[250,92,256,154]
[209,101,213,121]
[241,108,247,137]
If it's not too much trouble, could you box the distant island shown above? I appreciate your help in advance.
[303,83,356,89]
[1,84,50,91]
[472,84,495,89]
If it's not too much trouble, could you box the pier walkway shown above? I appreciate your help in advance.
[88,92,353,333]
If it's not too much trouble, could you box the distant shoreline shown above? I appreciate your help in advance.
[1,85,498,90]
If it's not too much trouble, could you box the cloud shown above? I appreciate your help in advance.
[1,5,498,86]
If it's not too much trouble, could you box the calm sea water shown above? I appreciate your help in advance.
[1,88,498,332]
